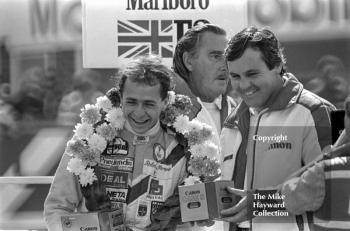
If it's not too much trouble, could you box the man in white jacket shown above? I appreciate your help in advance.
[172,23,237,231]
[219,26,335,231]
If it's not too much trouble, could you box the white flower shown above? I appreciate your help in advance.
[74,123,94,140]
[189,143,205,158]
[87,133,107,153]
[96,96,113,112]
[96,123,117,141]
[189,141,219,159]
[106,107,125,130]
[168,91,176,104]
[79,167,97,187]
[67,157,86,175]
[186,122,214,146]
[188,119,204,132]
[173,115,190,134]
[80,104,101,124]
[184,176,201,185]
[0,105,16,126]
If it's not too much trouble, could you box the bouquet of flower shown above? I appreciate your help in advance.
[65,88,123,188]
[173,115,221,184]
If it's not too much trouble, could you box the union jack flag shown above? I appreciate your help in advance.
[117,20,174,58]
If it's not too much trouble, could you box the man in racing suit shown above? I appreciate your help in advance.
[44,55,188,231]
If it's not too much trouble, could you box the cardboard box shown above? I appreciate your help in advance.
[179,180,236,222]
[179,182,209,222]
[206,180,236,219]
[61,209,125,231]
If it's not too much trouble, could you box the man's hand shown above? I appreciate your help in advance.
[196,219,215,227]
[220,187,253,223]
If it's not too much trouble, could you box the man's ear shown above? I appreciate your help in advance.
[183,51,193,72]
[161,96,169,111]
[275,63,283,76]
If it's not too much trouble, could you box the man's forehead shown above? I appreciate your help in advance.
[197,32,227,49]
[123,80,162,100]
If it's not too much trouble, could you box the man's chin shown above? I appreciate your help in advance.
[128,120,149,134]
[131,127,149,134]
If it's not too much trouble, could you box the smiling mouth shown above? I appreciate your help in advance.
[130,117,149,125]
[243,89,258,97]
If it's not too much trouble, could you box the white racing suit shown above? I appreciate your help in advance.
[44,122,187,231]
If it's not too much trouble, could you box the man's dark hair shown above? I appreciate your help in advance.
[225,26,286,75]
[173,24,226,82]
[118,54,173,100]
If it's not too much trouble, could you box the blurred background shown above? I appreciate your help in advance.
[0,0,349,230]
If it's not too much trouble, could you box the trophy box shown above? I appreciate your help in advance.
[179,180,236,222]
[61,209,124,231]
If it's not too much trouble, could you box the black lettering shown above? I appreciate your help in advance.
[268,142,292,150]
[127,0,143,10]
[198,0,209,9]
[101,174,107,182]
[190,0,196,9]
[174,20,192,40]
[163,0,168,9]
[180,0,191,9]
[107,191,115,197]
[286,143,291,149]
[169,0,179,9]
[144,0,155,9]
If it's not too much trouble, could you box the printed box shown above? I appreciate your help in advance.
[179,182,208,222]
[206,180,236,219]
[61,209,124,231]
[179,180,236,222]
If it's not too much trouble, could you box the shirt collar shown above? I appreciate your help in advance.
[197,95,222,110]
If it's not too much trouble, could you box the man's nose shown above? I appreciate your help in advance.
[239,77,251,91]
[133,104,145,117]
[219,62,229,77]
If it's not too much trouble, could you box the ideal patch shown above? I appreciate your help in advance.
[153,143,165,162]
[106,137,128,155]
[105,187,128,203]
[100,170,129,188]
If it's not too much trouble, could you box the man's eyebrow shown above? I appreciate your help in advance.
[144,99,156,104]
[210,50,224,55]
[245,69,260,74]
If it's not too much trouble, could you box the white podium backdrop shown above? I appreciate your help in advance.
[82,0,247,68]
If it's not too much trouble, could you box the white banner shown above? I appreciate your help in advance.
[82,0,247,68]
